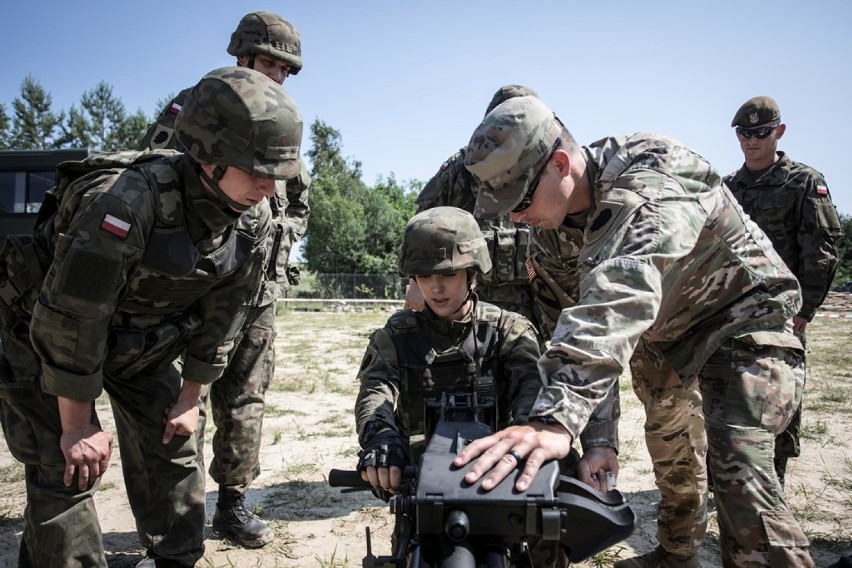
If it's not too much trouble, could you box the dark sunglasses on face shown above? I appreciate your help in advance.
[512,138,562,213]
[736,125,779,139]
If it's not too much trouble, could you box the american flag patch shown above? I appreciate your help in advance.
[816,184,828,196]
[100,214,131,239]
[167,102,182,115]
[525,257,537,281]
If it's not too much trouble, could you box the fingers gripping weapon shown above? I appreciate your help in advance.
[330,398,635,567]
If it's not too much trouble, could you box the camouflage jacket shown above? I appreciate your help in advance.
[26,151,270,402]
[724,152,843,320]
[138,88,310,306]
[354,300,543,461]
[531,133,803,442]
[417,149,539,326]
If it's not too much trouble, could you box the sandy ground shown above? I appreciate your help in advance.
[1,310,850,567]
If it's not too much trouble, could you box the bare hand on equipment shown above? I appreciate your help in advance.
[453,422,573,492]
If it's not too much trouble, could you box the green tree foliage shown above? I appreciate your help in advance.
[0,104,10,150]
[2,77,150,152]
[832,212,852,289]
[56,82,147,151]
[9,75,64,149]
[302,119,418,280]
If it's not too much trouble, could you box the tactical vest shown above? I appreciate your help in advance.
[389,304,512,459]
[0,151,259,379]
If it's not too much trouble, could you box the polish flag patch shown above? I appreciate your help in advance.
[816,184,828,196]
[167,102,182,115]
[100,214,132,239]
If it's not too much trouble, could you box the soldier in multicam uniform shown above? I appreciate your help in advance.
[724,95,843,489]
[0,67,302,567]
[137,11,310,548]
[406,85,545,338]
[454,95,814,567]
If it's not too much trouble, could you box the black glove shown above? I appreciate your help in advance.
[356,429,407,473]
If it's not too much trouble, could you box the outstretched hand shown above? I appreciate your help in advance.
[453,422,574,492]
[60,425,114,491]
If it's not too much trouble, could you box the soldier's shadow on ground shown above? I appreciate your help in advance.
[206,478,382,524]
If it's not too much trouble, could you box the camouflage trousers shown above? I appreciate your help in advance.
[634,336,813,566]
[775,331,806,461]
[630,344,708,559]
[698,337,812,567]
[0,328,205,567]
[198,302,276,495]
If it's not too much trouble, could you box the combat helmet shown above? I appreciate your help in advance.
[484,84,538,116]
[399,207,492,276]
[227,12,303,75]
[175,66,302,181]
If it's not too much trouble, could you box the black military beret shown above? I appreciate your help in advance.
[731,96,781,127]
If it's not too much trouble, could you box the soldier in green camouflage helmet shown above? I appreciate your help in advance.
[355,206,543,490]
[724,95,843,490]
[408,85,547,339]
[0,66,301,567]
[137,11,311,550]
[454,95,814,567]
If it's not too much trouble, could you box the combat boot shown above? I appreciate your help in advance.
[212,491,273,549]
[614,546,700,568]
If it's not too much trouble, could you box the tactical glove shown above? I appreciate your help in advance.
[356,428,407,473]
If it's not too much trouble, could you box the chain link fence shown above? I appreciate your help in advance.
[289,272,406,300]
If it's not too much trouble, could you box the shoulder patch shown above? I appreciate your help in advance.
[816,184,828,196]
[100,213,132,239]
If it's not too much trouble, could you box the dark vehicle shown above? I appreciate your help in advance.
[329,393,635,568]
[0,148,89,239]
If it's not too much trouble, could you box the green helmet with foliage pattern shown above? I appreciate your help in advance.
[175,66,302,180]
[227,12,303,75]
[399,207,492,276]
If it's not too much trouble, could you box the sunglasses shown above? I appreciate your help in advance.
[736,125,779,140]
[512,138,562,213]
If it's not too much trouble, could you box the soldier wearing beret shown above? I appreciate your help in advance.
[137,12,311,549]
[725,96,843,489]
[452,95,814,567]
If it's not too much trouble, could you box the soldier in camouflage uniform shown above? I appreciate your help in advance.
[724,96,843,489]
[454,95,813,567]
[354,206,571,565]
[407,86,545,338]
[529,209,708,563]
[137,12,310,548]
[0,67,302,567]
[355,206,544,487]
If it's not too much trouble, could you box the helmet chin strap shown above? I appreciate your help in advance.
[196,162,251,213]
[447,269,477,319]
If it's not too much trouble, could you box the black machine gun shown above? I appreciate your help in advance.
[329,393,636,567]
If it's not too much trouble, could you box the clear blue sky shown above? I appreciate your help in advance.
[2,1,851,214]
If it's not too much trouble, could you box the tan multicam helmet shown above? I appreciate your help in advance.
[227,12,303,75]
[484,84,538,116]
[175,67,302,180]
[465,96,561,218]
[399,207,492,276]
